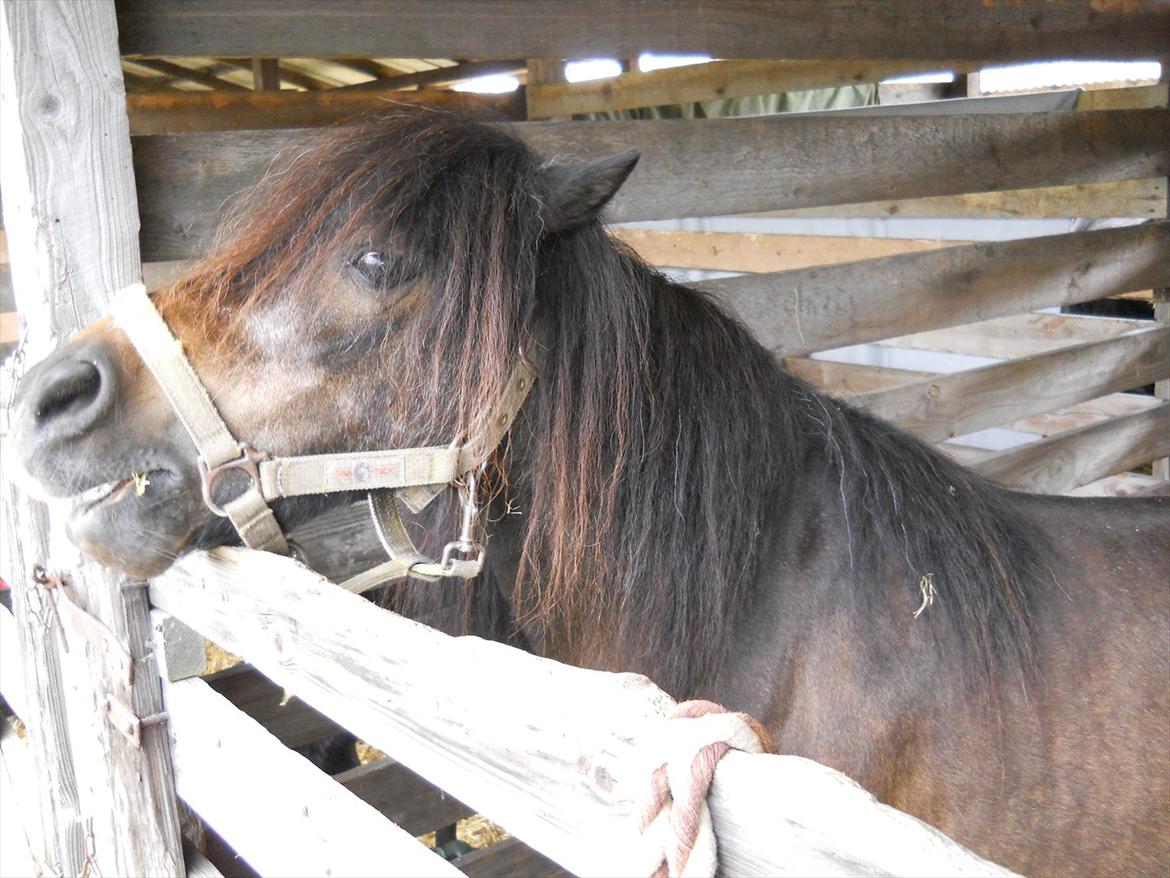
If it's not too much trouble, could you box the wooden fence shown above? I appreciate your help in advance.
[1,1,1167,876]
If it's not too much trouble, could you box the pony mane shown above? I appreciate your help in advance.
[171,107,1048,697]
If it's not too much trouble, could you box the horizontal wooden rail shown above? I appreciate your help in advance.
[761,178,1168,220]
[149,549,1014,877]
[705,222,1169,358]
[879,312,1156,359]
[528,59,977,119]
[132,109,1169,260]
[1069,472,1170,498]
[972,403,1170,494]
[336,757,475,838]
[616,230,959,273]
[114,0,1170,61]
[159,668,461,878]
[859,327,1170,443]
[126,88,524,135]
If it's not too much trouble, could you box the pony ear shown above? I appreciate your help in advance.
[536,150,640,233]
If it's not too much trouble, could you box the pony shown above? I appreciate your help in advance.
[11,108,1168,876]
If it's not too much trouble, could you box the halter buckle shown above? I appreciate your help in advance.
[199,444,269,517]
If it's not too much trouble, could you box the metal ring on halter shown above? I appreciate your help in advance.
[198,444,269,517]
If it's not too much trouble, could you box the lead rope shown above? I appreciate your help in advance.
[639,701,776,878]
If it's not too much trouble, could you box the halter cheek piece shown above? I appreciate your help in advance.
[110,283,536,591]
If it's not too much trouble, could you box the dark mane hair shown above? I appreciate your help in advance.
[173,107,1049,697]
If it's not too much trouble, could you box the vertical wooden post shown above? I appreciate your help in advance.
[1154,288,1169,481]
[0,1,184,875]
[526,58,565,120]
[252,57,281,91]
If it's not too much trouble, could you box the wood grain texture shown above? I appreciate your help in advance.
[335,757,476,836]
[859,327,1170,442]
[131,110,1170,260]
[705,222,1169,358]
[149,548,1015,877]
[528,59,975,118]
[762,178,1168,220]
[127,88,524,135]
[205,664,347,749]
[113,0,1170,61]
[0,1,183,874]
[615,230,957,273]
[973,403,1170,493]
[160,672,462,878]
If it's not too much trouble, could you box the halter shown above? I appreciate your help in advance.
[110,283,536,588]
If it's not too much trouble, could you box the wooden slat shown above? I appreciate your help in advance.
[879,312,1153,358]
[785,359,935,396]
[972,403,1170,494]
[339,59,525,93]
[0,2,185,875]
[150,549,1015,878]
[204,665,346,749]
[114,0,1170,61]
[859,327,1170,442]
[160,673,461,878]
[455,837,573,878]
[126,88,524,135]
[615,230,958,273]
[764,178,1167,220]
[132,110,1170,260]
[1075,83,1169,111]
[1067,472,1169,498]
[528,59,977,119]
[335,757,475,837]
[705,223,1169,358]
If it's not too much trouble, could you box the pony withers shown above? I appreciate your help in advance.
[11,108,1168,876]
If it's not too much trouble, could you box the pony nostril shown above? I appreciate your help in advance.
[35,361,102,424]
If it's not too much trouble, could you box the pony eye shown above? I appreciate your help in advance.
[351,250,388,287]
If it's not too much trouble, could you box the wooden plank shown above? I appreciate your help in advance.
[708,223,1169,358]
[133,59,250,92]
[784,358,935,396]
[114,0,1170,61]
[250,57,280,92]
[205,664,346,749]
[615,230,959,274]
[972,403,1170,494]
[1067,472,1169,498]
[0,2,185,875]
[1009,393,1160,437]
[126,88,524,135]
[131,110,1170,260]
[528,59,977,119]
[335,757,476,837]
[879,312,1153,358]
[763,178,1167,220]
[1154,289,1169,479]
[150,549,1015,878]
[340,59,526,93]
[455,837,573,878]
[160,672,462,878]
[1076,83,1169,111]
[859,327,1170,442]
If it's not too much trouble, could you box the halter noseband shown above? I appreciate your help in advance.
[110,283,536,586]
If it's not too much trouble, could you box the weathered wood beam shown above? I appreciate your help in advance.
[114,0,1170,61]
[339,59,524,93]
[1075,83,1169,111]
[1068,472,1169,498]
[615,230,959,274]
[131,109,1170,260]
[125,87,524,135]
[150,548,1016,877]
[160,671,462,878]
[250,57,280,91]
[529,59,977,119]
[0,1,184,874]
[204,664,347,749]
[858,327,1170,443]
[705,223,1169,358]
[335,757,476,837]
[133,58,249,91]
[761,178,1167,220]
[972,403,1170,493]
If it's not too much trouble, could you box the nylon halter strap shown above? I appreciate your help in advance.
[109,283,537,583]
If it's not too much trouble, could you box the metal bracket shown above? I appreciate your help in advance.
[104,696,168,748]
[34,566,135,688]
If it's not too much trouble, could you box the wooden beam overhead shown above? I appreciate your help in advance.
[131,109,1170,260]
[132,58,249,91]
[528,59,978,119]
[114,0,1170,61]
[216,57,331,91]
[338,58,524,92]
[125,87,525,135]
